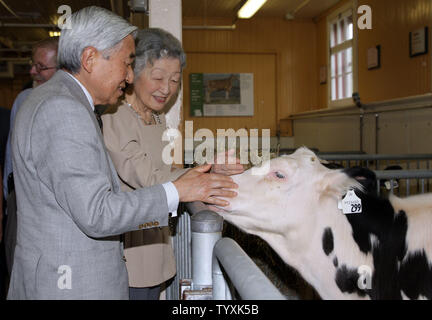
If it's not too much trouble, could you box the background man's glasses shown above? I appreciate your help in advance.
[29,60,56,73]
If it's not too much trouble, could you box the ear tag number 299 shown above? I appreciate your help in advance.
[338,190,362,214]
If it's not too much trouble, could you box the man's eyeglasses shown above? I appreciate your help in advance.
[29,60,56,73]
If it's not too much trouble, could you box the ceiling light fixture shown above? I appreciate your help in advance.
[49,31,61,37]
[237,0,268,19]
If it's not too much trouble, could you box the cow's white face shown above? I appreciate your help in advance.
[214,147,359,241]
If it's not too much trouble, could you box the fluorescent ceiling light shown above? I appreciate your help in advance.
[49,31,61,37]
[237,0,268,19]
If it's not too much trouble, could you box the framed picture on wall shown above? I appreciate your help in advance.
[367,45,381,70]
[409,26,428,57]
[319,66,327,84]
[190,73,254,117]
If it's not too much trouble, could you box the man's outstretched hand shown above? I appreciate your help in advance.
[173,164,238,207]
[211,149,244,176]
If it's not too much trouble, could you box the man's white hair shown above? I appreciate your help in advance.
[58,6,137,73]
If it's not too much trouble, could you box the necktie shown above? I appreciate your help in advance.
[94,107,103,132]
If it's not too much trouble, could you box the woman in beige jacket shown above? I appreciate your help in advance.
[102,28,243,300]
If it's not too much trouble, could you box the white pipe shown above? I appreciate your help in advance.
[192,231,221,289]
[189,208,223,290]
[212,249,232,300]
[285,0,311,20]
[213,238,288,300]
[293,0,311,14]
[183,24,236,30]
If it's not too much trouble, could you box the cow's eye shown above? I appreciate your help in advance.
[275,171,285,179]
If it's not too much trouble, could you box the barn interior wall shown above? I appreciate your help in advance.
[182,16,316,148]
[293,107,432,154]
[2,1,431,154]
[293,0,432,153]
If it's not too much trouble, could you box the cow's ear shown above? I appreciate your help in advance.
[318,170,360,198]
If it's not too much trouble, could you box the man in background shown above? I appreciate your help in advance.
[2,37,58,280]
[3,37,58,198]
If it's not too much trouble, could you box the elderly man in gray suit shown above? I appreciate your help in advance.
[7,6,239,300]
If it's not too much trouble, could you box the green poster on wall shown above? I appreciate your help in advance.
[189,73,254,117]
[190,73,204,117]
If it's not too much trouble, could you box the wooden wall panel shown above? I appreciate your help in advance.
[182,17,318,132]
[316,16,329,109]
[358,0,432,103]
[315,0,432,108]
[183,52,276,135]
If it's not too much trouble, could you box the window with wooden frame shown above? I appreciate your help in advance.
[328,3,358,107]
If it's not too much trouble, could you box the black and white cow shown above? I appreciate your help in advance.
[212,147,432,300]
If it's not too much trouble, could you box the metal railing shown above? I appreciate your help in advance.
[317,153,432,171]
[374,169,432,196]
[314,153,432,197]
[167,202,288,300]
[278,150,432,196]
[167,209,192,300]
[212,238,287,300]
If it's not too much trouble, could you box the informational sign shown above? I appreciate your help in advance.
[367,45,380,70]
[190,73,254,117]
[409,27,428,57]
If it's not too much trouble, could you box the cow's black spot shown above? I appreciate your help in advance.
[322,227,334,256]
[399,250,432,300]
[368,210,407,299]
[337,176,411,299]
[343,166,378,196]
[342,183,407,259]
[335,265,367,297]
[333,257,339,267]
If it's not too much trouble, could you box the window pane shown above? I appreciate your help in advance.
[347,15,353,40]
[345,72,353,98]
[332,78,337,100]
[331,22,338,47]
[339,19,345,42]
[329,8,355,102]
[346,47,352,73]
[331,53,336,77]
[331,52,348,101]
[330,50,353,101]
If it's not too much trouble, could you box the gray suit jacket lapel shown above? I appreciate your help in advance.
[56,70,120,189]
[57,70,97,126]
